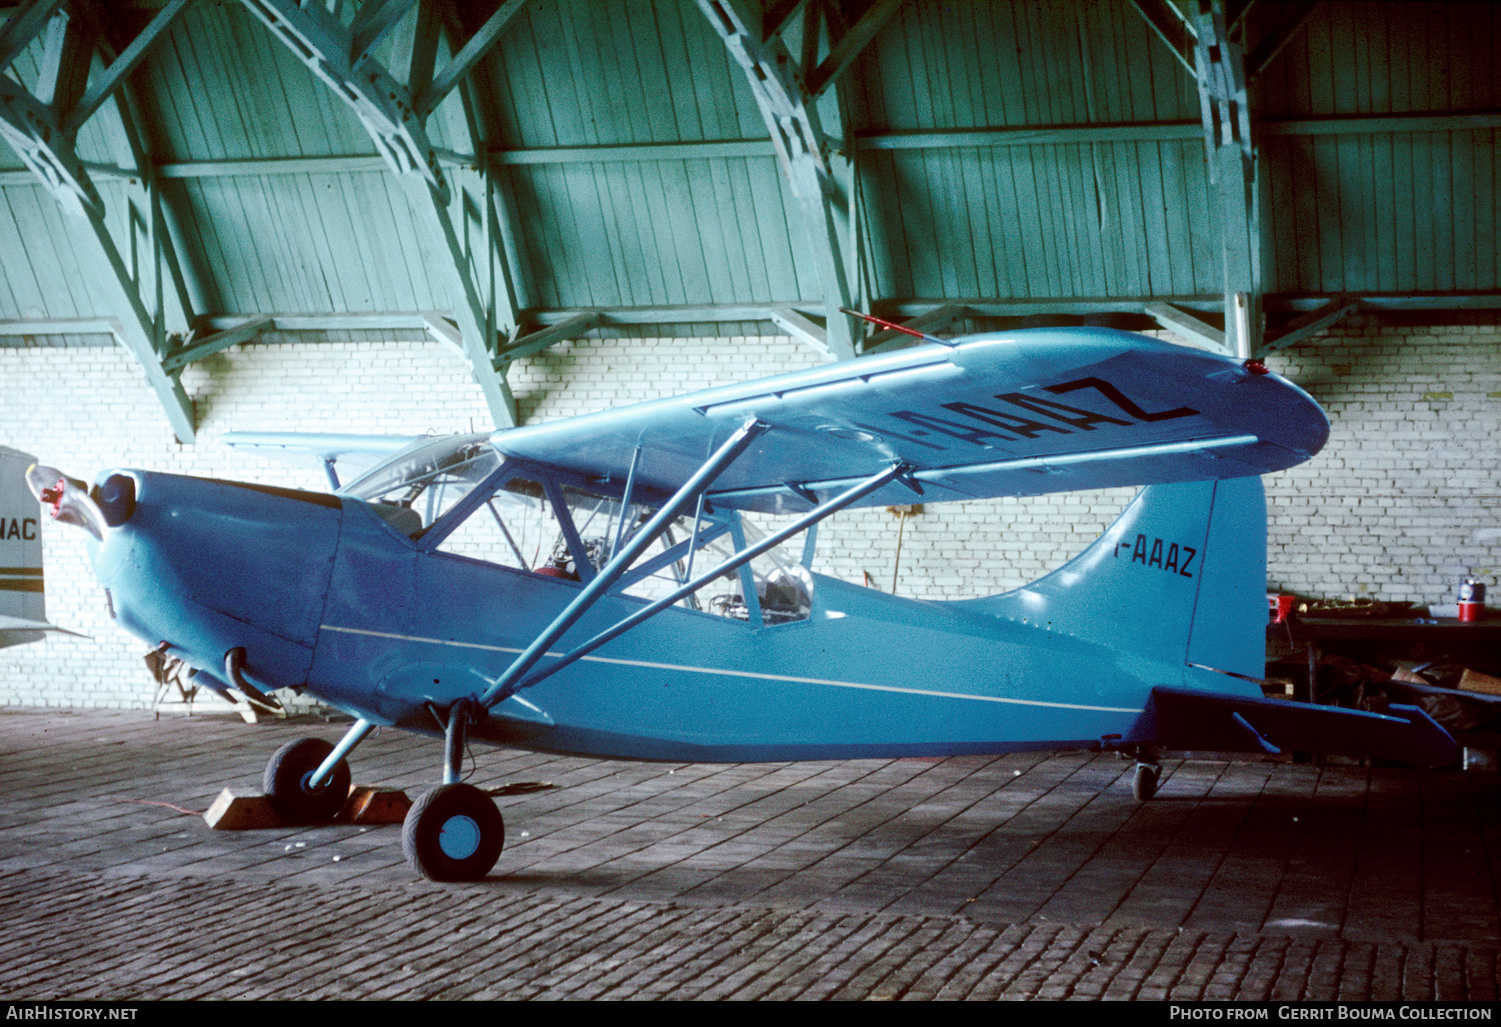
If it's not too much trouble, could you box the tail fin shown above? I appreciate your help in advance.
[973,476,1459,766]
[1,445,64,649]
[975,476,1267,686]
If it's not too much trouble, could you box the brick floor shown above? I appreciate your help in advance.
[0,707,1498,999]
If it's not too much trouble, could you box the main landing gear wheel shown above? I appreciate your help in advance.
[403,783,505,882]
[1132,763,1162,801]
[264,738,351,823]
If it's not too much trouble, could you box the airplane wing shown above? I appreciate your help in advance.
[224,432,424,490]
[490,328,1329,513]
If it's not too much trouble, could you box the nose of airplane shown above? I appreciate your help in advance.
[37,467,343,693]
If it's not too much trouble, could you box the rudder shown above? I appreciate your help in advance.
[975,477,1267,688]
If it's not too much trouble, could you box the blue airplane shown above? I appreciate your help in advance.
[29,327,1455,881]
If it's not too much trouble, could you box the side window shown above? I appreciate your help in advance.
[436,477,570,575]
[349,436,500,539]
[429,469,813,625]
[691,513,813,625]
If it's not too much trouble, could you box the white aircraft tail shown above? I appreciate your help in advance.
[0,445,78,648]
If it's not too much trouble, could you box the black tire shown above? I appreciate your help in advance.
[263,738,351,823]
[402,783,504,882]
[1132,763,1161,802]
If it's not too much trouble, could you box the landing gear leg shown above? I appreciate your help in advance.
[263,718,373,823]
[403,698,504,882]
[265,738,351,822]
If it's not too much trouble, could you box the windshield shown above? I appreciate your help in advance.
[340,433,500,537]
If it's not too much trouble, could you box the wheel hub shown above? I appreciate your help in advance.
[438,814,482,859]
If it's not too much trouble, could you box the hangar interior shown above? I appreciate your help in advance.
[1,0,1499,711]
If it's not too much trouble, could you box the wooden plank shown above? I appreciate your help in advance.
[0,189,51,318]
[1144,301,1226,351]
[162,314,272,372]
[766,305,827,354]
[498,310,601,361]
[1262,295,1359,352]
[242,176,301,312]
[419,0,525,117]
[706,157,756,304]
[8,188,79,317]
[724,157,772,303]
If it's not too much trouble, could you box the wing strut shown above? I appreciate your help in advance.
[501,460,910,699]
[478,417,770,710]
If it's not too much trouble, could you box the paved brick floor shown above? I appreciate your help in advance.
[1,707,1498,999]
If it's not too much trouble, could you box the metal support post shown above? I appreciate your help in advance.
[443,697,480,785]
[308,718,377,789]
[480,417,771,709]
[511,462,907,694]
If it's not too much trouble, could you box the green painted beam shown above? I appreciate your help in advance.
[415,0,526,118]
[0,8,194,441]
[496,310,601,363]
[243,0,521,429]
[12,292,1501,349]
[862,303,966,355]
[2,108,1489,192]
[161,315,272,373]
[0,43,100,215]
[85,207,195,442]
[402,177,516,428]
[240,0,448,198]
[1145,301,1228,352]
[1130,0,1196,77]
[767,305,828,354]
[1193,1,1261,359]
[804,0,904,100]
[698,0,857,360]
[350,0,415,64]
[0,0,63,76]
[763,0,810,41]
[62,0,191,134]
[1261,295,1359,353]
[0,316,117,335]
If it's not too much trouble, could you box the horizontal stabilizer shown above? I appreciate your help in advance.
[0,614,85,649]
[1151,686,1457,767]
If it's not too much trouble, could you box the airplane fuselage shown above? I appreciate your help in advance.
[87,467,1264,763]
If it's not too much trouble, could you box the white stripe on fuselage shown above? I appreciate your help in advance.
[318,623,1144,714]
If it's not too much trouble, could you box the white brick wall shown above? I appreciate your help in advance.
[1260,322,1501,604]
[1,321,1493,707]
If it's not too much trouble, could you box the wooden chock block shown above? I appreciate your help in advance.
[336,787,411,825]
[203,788,283,830]
[1460,668,1501,696]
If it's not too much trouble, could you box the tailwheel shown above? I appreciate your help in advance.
[1132,762,1162,801]
[403,783,504,882]
[264,738,351,823]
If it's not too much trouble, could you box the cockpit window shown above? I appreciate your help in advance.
[340,433,500,538]
[436,475,567,573]
[431,463,813,625]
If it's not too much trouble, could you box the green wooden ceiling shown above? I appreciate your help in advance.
[1,0,1498,440]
